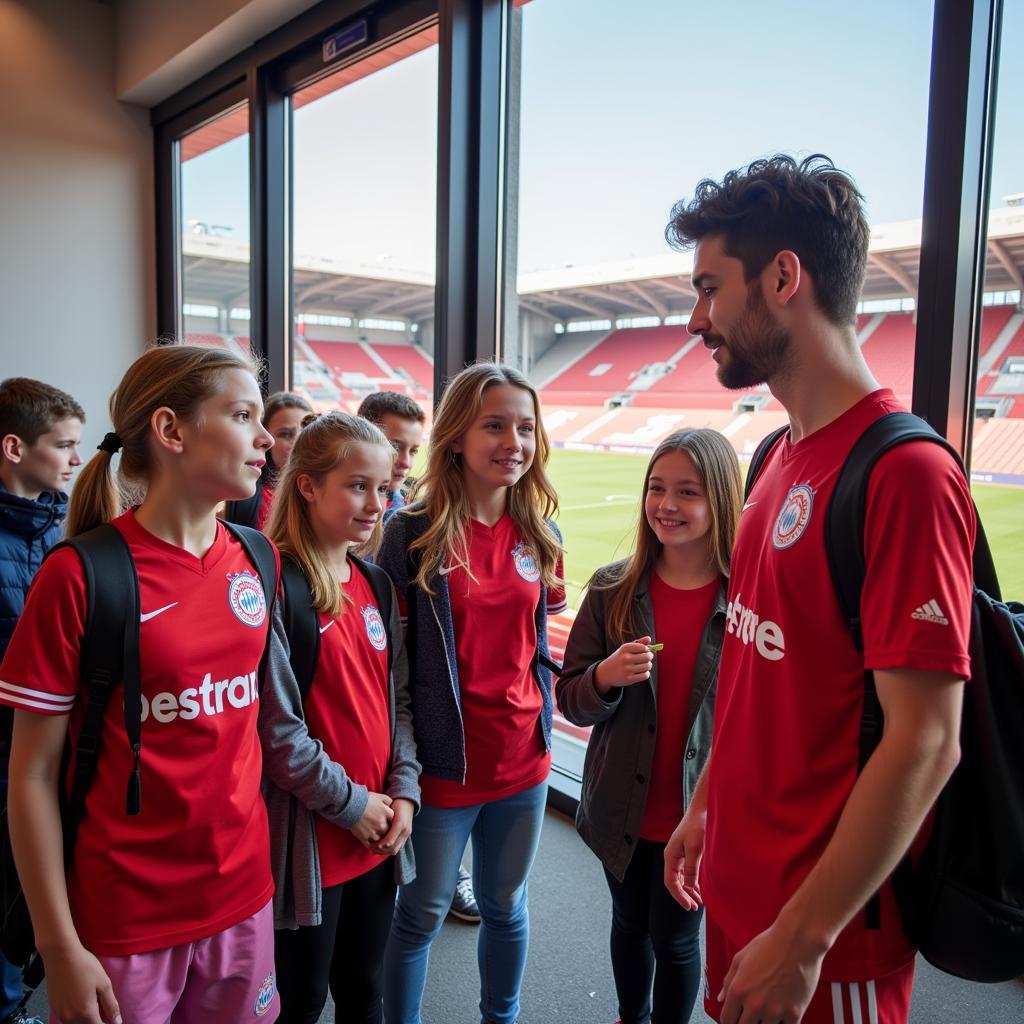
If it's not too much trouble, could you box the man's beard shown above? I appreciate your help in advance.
[708,283,791,390]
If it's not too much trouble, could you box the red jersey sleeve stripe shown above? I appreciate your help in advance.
[0,680,75,714]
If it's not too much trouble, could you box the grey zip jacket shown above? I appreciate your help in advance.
[557,562,726,881]
[258,575,421,930]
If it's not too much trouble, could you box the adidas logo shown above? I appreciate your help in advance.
[912,599,949,626]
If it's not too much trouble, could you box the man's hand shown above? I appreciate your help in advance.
[718,918,825,1024]
[663,804,705,911]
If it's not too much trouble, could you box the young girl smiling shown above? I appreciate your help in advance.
[558,428,741,1024]
[379,363,565,1024]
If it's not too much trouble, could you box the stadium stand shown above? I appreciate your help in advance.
[187,300,1024,479]
[859,312,916,404]
[542,326,686,397]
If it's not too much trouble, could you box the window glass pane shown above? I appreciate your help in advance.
[973,1,1024,597]
[505,0,934,788]
[290,31,438,428]
[180,104,251,354]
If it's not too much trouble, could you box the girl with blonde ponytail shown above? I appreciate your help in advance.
[379,362,566,1024]
[260,411,419,1024]
[0,343,282,1024]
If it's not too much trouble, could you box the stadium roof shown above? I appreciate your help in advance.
[183,205,1024,324]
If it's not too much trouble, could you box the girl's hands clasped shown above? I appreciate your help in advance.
[351,792,394,847]
[372,797,414,857]
[594,635,655,695]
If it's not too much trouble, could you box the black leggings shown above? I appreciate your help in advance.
[274,858,396,1024]
[603,838,703,1024]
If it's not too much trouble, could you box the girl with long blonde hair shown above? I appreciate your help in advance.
[260,411,419,1024]
[378,362,565,1024]
[1,343,280,1024]
[557,428,741,1024]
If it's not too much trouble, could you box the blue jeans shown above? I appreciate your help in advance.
[0,954,21,1020]
[383,779,548,1024]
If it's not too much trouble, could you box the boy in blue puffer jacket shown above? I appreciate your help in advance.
[0,377,84,1024]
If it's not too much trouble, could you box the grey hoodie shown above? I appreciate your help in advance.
[258,573,420,929]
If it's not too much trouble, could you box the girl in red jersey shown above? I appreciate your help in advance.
[225,390,313,531]
[259,411,419,1024]
[557,429,741,1024]
[0,345,280,1024]
[378,363,565,1024]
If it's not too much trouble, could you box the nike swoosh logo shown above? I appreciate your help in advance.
[140,602,178,623]
[319,620,335,635]
[437,564,456,577]
[742,501,757,512]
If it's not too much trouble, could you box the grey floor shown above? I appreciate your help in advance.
[27,808,1024,1022]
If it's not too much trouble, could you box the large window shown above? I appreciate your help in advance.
[504,0,935,787]
[290,34,438,419]
[179,105,251,353]
[972,0,1024,597]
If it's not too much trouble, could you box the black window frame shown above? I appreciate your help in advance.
[153,0,1005,808]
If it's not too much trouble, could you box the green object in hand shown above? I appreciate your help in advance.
[648,643,664,652]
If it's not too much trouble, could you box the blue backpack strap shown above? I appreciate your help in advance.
[744,425,789,500]
[279,554,320,704]
[224,479,264,530]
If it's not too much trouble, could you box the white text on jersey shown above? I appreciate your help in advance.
[725,592,785,661]
[139,671,258,724]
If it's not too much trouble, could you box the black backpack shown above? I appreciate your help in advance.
[224,478,264,530]
[746,410,1024,983]
[279,552,396,702]
[0,519,277,998]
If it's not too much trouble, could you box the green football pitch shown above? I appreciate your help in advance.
[546,447,1024,608]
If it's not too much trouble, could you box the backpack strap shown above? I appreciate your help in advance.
[222,520,279,689]
[279,555,320,704]
[225,479,263,530]
[823,410,987,929]
[351,554,396,683]
[538,651,562,676]
[744,425,790,500]
[50,524,143,842]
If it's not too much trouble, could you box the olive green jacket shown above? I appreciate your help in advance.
[556,564,726,881]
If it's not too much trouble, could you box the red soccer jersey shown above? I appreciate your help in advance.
[0,511,277,956]
[640,574,719,842]
[703,390,975,981]
[420,514,566,807]
[304,562,392,886]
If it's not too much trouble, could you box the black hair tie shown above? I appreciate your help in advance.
[97,432,123,455]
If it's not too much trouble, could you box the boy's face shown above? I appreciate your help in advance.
[2,416,84,497]
[377,413,424,491]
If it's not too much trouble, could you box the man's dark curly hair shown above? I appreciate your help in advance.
[665,154,869,327]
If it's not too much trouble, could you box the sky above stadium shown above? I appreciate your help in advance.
[183,0,1024,278]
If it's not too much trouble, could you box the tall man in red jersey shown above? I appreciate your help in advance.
[662,155,974,1024]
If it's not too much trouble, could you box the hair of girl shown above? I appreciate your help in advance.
[262,390,314,480]
[266,410,395,618]
[595,428,742,647]
[403,361,561,594]
[67,343,260,539]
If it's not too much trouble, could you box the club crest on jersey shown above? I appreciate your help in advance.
[362,604,388,651]
[512,542,541,583]
[253,974,275,1017]
[772,483,814,550]
[228,571,267,628]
